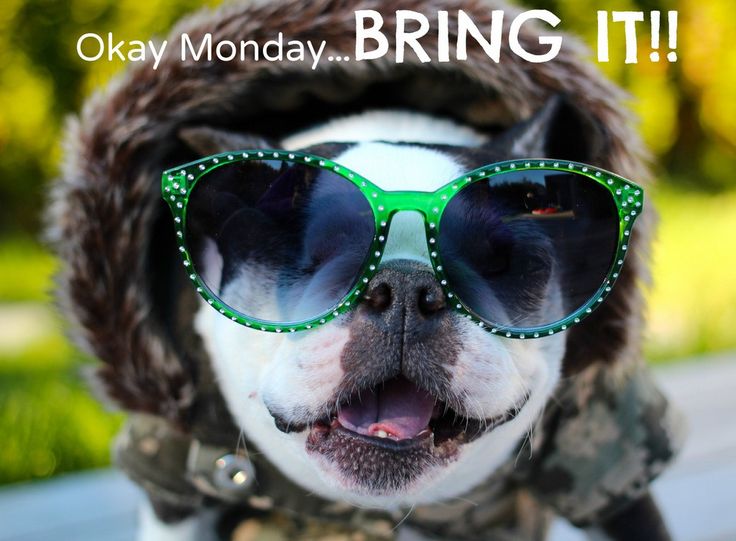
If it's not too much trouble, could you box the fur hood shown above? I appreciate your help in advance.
[48,0,651,430]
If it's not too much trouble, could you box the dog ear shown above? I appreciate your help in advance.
[493,95,600,162]
[178,126,277,155]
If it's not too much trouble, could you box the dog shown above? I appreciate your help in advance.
[129,101,673,541]
[48,2,682,540]
[191,105,560,501]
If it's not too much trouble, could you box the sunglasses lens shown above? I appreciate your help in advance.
[438,169,619,329]
[185,159,375,324]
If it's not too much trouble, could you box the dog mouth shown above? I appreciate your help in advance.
[295,375,527,493]
[321,375,520,445]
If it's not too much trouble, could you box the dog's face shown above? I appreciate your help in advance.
[191,106,573,507]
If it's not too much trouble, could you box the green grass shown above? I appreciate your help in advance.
[0,187,734,486]
[0,237,57,302]
[0,320,123,485]
[644,187,736,361]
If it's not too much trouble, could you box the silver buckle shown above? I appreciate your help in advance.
[186,439,255,501]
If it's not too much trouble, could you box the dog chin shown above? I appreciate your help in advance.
[295,355,555,508]
[303,395,528,498]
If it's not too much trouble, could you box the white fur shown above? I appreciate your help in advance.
[281,110,489,149]
[261,325,350,423]
[144,109,566,535]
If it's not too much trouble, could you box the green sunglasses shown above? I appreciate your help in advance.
[162,150,643,339]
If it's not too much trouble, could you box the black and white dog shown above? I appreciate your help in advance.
[137,102,670,540]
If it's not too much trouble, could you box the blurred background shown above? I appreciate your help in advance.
[0,0,734,487]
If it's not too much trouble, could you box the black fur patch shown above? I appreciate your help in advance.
[306,425,457,494]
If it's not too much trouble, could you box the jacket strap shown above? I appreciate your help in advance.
[114,413,256,507]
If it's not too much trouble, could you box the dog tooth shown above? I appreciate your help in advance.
[375,430,388,438]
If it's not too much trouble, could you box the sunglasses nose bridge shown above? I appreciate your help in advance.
[372,191,442,225]
[375,190,435,210]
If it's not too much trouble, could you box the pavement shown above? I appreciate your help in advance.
[1,354,734,541]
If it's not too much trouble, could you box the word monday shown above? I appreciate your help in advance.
[76,32,328,71]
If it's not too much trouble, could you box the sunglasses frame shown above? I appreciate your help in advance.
[162,150,644,339]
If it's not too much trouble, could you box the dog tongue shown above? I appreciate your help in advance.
[337,377,435,440]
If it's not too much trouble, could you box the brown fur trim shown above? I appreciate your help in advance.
[47,0,652,423]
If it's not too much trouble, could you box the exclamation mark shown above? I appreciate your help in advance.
[667,11,678,62]
[649,11,660,61]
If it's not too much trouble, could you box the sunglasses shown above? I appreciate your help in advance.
[162,150,643,339]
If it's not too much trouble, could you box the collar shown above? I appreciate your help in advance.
[113,413,538,540]
[114,414,420,538]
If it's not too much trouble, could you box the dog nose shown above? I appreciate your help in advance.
[362,260,446,319]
